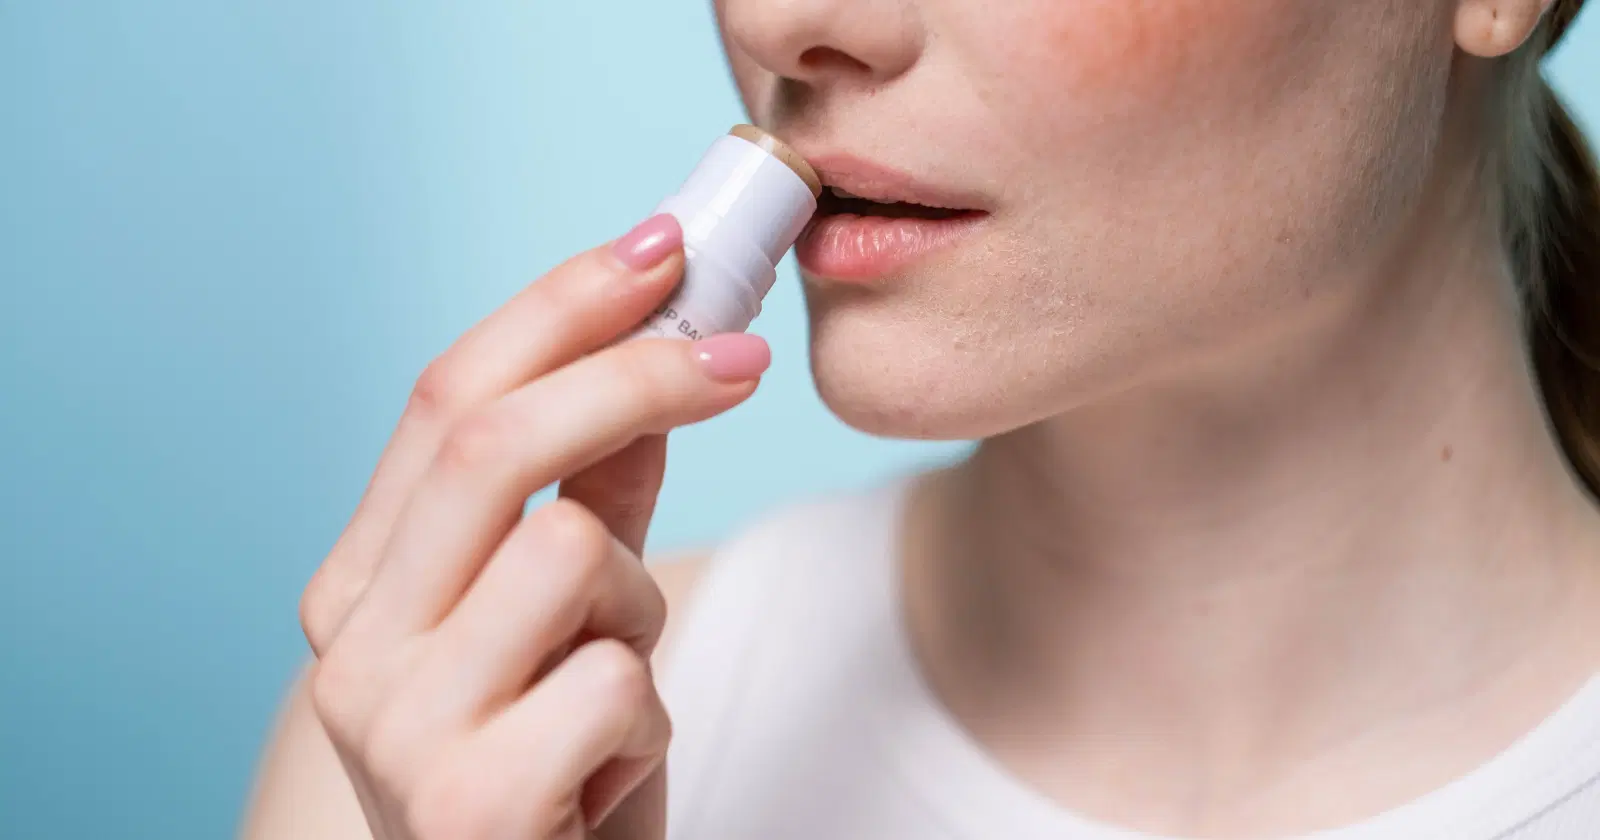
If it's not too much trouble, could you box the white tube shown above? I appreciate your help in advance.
[628,125,820,341]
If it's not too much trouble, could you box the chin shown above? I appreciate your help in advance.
[803,289,1095,442]
[811,355,1006,442]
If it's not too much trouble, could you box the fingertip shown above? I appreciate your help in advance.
[692,333,772,384]
[609,214,683,272]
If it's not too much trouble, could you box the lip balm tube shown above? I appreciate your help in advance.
[628,125,821,341]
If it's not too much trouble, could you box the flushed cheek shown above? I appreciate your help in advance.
[968,0,1314,127]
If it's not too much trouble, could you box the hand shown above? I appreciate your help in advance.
[298,215,768,840]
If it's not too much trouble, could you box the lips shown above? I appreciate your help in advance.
[795,154,989,282]
[816,185,971,220]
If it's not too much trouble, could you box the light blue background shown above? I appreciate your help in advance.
[0,4,1595,838]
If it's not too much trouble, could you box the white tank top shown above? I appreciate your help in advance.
[658,480,1600,839]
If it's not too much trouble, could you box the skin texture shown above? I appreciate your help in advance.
[242,1,1600,838]
[720,0,1458,439]
[717,0,1600,834]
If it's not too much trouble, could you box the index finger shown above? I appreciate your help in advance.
[302,216,685,653]
[557,434,668,558]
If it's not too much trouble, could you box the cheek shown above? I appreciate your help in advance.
[967,0,1319,129]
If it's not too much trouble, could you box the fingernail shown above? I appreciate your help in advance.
[611,214,682,271]
[693,333,771,383]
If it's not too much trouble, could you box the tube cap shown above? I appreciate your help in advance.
[730,124,822,199]
[653,126,820,304]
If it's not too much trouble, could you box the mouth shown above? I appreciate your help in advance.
[796,154,989,282]
[814,185,977,221]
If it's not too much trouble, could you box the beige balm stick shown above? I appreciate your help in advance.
[629,125,821,341]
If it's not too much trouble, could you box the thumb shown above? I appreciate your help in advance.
[558,433,669,558]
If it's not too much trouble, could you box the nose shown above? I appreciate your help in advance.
[717,0,923,87]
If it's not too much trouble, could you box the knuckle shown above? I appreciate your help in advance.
[298,572,336,655]
[307,655,370,744]
[531,499,612,571]
[299,561,360,656]
[640,578,669,641]
[408,357,466,421]
[436,409,513,473]
[580,639,652,712]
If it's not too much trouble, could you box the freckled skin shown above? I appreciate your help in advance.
[715,0,1461,439]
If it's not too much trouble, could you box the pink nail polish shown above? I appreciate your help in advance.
[623,126,817,343]
[611,214,683,271]
[693,333,771,383]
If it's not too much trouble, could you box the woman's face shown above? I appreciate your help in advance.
[714,0,1467,439]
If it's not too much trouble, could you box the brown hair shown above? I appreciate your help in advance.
[1499,0,1600,496]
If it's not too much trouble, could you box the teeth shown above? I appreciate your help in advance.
[830,186,871,201]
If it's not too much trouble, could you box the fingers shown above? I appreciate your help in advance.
[297,216,722,840]
[592,765,668,840]
[405,640,671,840]
[339,334,766,646]
[310,505,671,840]
[378,501,667,745]
[301,218,684,654]
[559,433,669,557]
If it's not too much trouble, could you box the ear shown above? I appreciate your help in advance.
[1456,0,1555,57]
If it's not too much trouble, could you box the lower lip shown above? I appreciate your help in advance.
[795,212,985,281]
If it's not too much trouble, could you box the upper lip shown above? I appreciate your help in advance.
[803,152,989,213]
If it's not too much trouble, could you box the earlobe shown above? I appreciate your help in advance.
[1455,0,1555,57]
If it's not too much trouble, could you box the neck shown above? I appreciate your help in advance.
[907,172,1600,826]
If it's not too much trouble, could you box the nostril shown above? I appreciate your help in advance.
[797,46,872,75]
